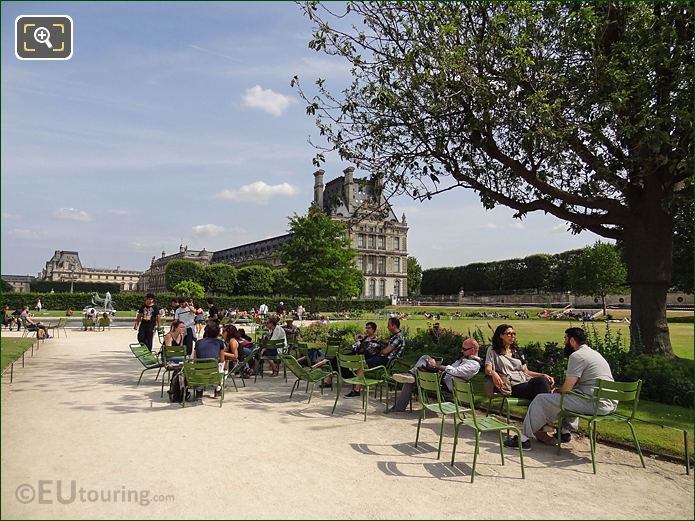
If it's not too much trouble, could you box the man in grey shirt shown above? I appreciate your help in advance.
[507,327,616,450]
[390,338,481,412]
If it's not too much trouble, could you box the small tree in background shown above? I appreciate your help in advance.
[569,242,627,316]
[203,263,237,295]
[172,280,205,300]
[279,205,362,312]
[407,256,423,296]
[166,260,204,291]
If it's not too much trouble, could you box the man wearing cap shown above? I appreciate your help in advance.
[282,317,299,336]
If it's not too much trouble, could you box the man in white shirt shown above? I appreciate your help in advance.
[174,298,196,356]
[389,338,481,412]
[261,315,287,377]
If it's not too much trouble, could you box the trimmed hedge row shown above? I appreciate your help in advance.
[30,281,121,294]
[2,292,389,313]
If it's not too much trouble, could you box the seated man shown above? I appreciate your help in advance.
[345,317,405,398]
[194,322,226,398]
[429,322,442,342]
[282,317,299,336]
[260,315,287,377]
[504,327,617,451]
[2,304,16,330]
[390,338,481,412]
[19,306,51,338]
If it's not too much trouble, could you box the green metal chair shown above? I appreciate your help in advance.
[182,358,224,408]
[160,344,187,397]
[556,379,645,474]
[225,346,260,391]
[46,317,68,338]
[332,353,385,422]
[414,370,458,459]
[280,354,338,403]
[254,338,287,382]
[451,379,526,483]
[129,343,165,386]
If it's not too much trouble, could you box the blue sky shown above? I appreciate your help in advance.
[1,1,602,277]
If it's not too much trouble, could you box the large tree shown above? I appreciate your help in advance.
[407,256,423,296]
[202,263,238,295]
[278,205,362,311]
[165,260,204,291]
[295,2,693,355]
[235,265,275,296]
[569,241,628,316]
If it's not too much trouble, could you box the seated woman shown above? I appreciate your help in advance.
[485,324,554,401]
[162,320,186,363]
[221,324,240,370]
[98,312,111,331]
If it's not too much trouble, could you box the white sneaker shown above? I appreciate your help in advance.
[393,373,415,384]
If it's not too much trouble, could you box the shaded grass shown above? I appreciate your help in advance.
[0,337,36,372]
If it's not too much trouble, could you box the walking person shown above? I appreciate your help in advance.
[133,293,161,351]
[35,299,42,313]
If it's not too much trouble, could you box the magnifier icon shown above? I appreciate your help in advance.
[33,26,53,49]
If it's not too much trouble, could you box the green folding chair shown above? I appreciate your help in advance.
[332,353,384,422]
[556,379,645,474]
[182,358,224,408]
[451,379,525,483]
[129,343,164,386]
[160,344,187,397]
[280,354,337,403]
[225,346,260,391]
[414,370,458,459]
[254,338,287,382]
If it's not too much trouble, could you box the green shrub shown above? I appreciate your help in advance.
[30,281,121,293]
[623,355,693,407]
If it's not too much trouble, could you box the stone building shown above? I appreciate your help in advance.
[1,275,36,293]
[139,167,409,298]
[39,250,142,291]
[138,245,213,294]
[314,167,409,298]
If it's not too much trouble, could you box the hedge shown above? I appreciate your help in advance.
[1,292,390,314]
[29,281,121,293]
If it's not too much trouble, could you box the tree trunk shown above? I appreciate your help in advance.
[623,190,674,356]
[601,294,607,316]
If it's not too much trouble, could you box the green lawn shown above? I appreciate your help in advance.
[0,337,36,371]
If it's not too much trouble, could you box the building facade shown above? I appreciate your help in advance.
[138,245,213,294]
[40,250,142,291]
[2,275,36,293]
[139,167,409,298]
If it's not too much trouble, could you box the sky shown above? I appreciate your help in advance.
[1,1,604,277]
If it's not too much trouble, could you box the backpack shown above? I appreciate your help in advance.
[167,367,193,403]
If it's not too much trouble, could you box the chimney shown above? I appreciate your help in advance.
[313,169,325,209]
[343,166,355,212]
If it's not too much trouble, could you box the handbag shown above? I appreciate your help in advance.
[483,350,513,397]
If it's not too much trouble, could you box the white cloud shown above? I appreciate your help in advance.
[485,223,499,229]
[53,208,92,222]
[9,228,50,240]
[241,85,295,116]
[510,222,525,230]
[108,209,130,215]
[216,181,299,204]
[192,224,225,237]
[552,223,568,233]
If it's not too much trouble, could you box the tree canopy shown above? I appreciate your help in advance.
[235,265,275,295]
[203,263,238,295]
[296,2,693,355]
[407,256,423,296]
[172,280,205,300]
[165,260,205,291]
[278,205,362,308]
[568,241,628,315]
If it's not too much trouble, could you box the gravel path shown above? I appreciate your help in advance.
[1,329,692,519]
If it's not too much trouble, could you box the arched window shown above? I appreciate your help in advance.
[394,280,401,297]
[379,279,386,296]
[369,279,376,296]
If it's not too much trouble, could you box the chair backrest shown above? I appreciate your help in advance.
[157,327,166,344]
[286,332,298,347]
[280,354,309,379]
[228,346,260,375]
[130,343,159,367]
[415,369,446,411]
[183,358,222,386]
[451,379,478,425]
[594,379,642,419]
[98,318,110,327]
[162,343,186,362]
[56,317,66,327]
[337,353,366,374]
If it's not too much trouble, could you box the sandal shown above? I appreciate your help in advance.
[270,370,280,377]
